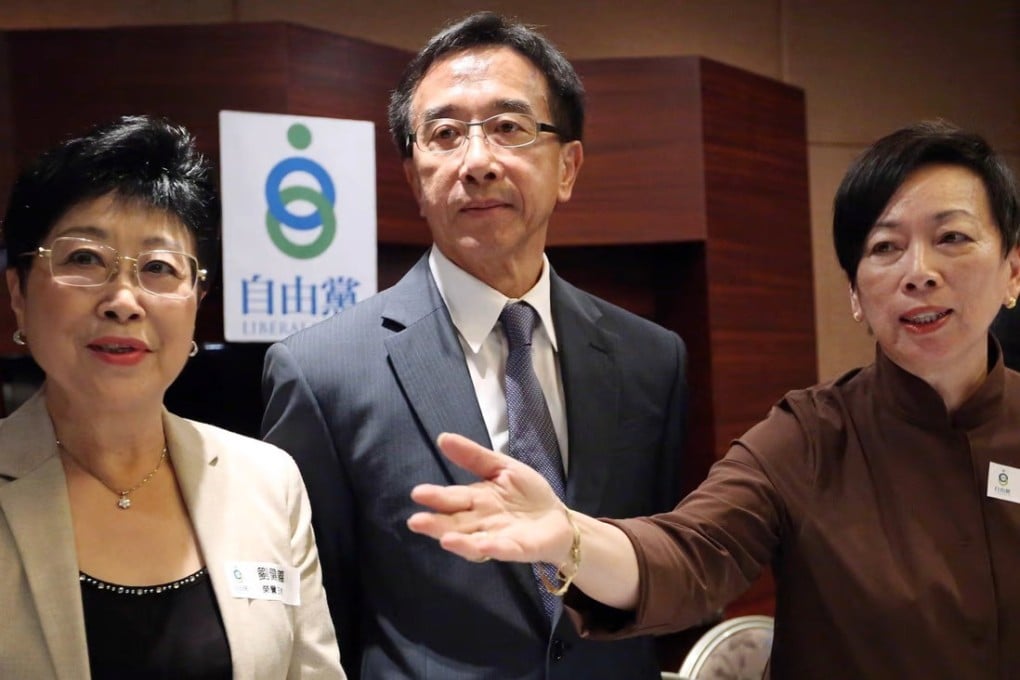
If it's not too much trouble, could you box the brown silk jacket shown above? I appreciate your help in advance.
[570,338,1020,679]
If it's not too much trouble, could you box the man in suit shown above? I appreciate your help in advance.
[261,12,687,679]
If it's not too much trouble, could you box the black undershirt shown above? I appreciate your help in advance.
[79,567,232,679]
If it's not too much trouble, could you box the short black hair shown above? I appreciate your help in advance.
[2,114,218,289]
[833,120,1019,286]
[388,11,585,158]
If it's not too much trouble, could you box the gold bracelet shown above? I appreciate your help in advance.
[539,505,582,597]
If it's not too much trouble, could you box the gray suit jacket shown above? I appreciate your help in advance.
[262,253,687,680]
[0,390,344,679]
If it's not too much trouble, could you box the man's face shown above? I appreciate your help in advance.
[403,46,582,290]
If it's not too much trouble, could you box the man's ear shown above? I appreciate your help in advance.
[556,141,583,204]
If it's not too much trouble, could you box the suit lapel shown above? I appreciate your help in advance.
[383,257,548,620]
[550,274,620,516]
[165,412,254,679]
[0,391,90,680]
[383,256,491,487]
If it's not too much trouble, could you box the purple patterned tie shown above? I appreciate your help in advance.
[500,302,565,621]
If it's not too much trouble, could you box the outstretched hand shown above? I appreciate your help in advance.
[407,433,571,565]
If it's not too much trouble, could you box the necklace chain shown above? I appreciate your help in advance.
[56,439,168,510]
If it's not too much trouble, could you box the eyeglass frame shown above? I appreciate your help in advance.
[406,112,562,155]
[20,236,208,300]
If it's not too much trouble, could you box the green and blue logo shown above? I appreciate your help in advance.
[264,123,336,259]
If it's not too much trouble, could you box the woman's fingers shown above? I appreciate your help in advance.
[406,510,469,539]
[407,512,515,562]
[408,433,565,564]
[436,432,514,478]
[408,486,493,534]
[410,482,477,513]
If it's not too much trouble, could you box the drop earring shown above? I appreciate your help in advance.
[849,284,862,323]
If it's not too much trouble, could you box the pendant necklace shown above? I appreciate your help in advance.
[56,439,168,510]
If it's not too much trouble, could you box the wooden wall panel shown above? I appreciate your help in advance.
[283,25,419,243]
[6,24,290,163]
[556,57,708,245]
[701,59,815,446]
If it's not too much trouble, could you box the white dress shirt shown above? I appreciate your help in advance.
[429,247,569,471]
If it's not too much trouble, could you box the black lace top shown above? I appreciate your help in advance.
[80,567,232,679]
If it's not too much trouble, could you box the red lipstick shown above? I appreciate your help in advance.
[87,336,152,366]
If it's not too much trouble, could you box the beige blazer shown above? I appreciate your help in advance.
[0,390,345,679]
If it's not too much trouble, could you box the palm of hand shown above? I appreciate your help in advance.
[407,433,568,565]
[464,464,564,563]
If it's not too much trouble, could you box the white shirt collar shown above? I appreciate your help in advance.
[429,247,558,354]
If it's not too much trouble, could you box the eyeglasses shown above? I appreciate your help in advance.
[409,112,561,154]
[22,236,207,300]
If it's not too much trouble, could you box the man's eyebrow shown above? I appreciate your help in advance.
[419,99,536,122]
[420,104,457,122]
[495,99,534,115]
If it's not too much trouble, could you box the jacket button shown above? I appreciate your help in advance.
[550,638,565,661]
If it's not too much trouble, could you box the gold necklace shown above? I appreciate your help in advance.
[56,439,168,510]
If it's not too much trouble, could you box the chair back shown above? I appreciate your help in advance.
[661,614,774,680]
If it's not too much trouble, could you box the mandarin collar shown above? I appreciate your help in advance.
[874,335,1005,431]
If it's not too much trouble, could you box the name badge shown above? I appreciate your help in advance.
[987,462,1020,505]
[225,561,300,605]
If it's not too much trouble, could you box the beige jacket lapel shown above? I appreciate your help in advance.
[0,391,90,680]
[164,410,254,679]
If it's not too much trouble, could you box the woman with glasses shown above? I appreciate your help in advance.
[0,115,344,679]
[407,120,1020,679]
